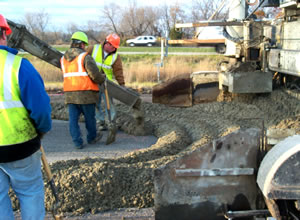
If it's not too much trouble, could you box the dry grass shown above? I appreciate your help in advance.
[124,55,223,84]
[26,55,224,89]
[26,56,63,90]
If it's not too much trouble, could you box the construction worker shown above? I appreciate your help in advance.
[0,14,52,220]
[60,31,106,149]
[87,33,125,131]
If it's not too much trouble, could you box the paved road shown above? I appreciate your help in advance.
[42,120,157,164]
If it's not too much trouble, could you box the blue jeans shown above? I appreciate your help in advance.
[96,91,116,123]
[68,103,97,146]
[0,151,45,220]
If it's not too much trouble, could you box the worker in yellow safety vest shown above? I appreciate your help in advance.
[60,31,106,149]
[87,33,125,130]
[0,14,52,220]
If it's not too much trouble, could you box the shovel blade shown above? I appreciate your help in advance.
[54,214,64,220]
[106,123,117,145]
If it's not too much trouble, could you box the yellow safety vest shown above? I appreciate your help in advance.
[91,44,118,81]
[0,50,37,146]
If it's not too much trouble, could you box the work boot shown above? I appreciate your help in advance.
[97,120,107,131]
[75,143,85,149]
[88,132,103,144]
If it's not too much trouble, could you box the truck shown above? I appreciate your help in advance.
[4,1,300,218]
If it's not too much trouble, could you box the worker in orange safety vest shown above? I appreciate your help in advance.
[60,31,106,149]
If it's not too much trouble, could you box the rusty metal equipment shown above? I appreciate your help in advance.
[257,135,300,220]
[154,128,265,220]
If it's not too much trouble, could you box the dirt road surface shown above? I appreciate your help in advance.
[12,89,300,220]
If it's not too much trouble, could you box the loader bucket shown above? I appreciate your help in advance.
[152,74,193,107]
[152,71,220,107]
[154,128,263,220]
[192,71,220,104]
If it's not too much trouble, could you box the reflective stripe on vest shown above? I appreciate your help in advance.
[60,52,99,92]
[0,50,37,146]
[91,44,117,81]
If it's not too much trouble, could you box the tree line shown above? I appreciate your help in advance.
[18,0,229,45]
[20,0,280,46]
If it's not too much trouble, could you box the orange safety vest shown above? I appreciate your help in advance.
[60,52,99,92]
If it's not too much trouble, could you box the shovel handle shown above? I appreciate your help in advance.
[104,83,111,111]
[40,146,53,180]
[40,146,63,219]
[103,81,112,122]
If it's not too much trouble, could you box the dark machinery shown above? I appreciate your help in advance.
[154,0,300,219]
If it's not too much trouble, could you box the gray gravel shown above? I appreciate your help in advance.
[42,119,157,164]
[15,208,155,220]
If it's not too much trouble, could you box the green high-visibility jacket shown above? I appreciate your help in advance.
[0,50,37,146]
[91,44,118,81]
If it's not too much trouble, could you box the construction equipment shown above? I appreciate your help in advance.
[153,0,300,219]
[156,0,300,107]
[167,38,226,54]
[103,80,117,145]
[40,146,63,220]
[4,2,300,218]
[175,0,300,94]
[154,127,300,220]
[168,0,227,54]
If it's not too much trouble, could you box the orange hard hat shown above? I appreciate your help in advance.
[106,33,120,49]
[0,14,12,35]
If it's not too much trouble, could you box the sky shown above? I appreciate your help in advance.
[1,0,193,29]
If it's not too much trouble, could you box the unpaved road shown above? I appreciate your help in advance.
[12,89,300,220]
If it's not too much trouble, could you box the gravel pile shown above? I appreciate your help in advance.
[10,89,300,216]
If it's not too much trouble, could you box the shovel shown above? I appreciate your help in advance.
[40,146,63,220]
[103,80,117,145]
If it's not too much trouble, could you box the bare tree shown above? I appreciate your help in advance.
[159,3,189,39]
[147,9,163,37]
[101,3,123,36]
[99,0,162,37]
[169,2,187,27]
[84,20,105,44]
[22,9,50,41]
[120,3,155,36]
[47,26,63,44]
[190,0,227,22]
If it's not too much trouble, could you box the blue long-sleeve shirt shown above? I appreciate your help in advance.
[0,45,52,162]
[0,45,52,134]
